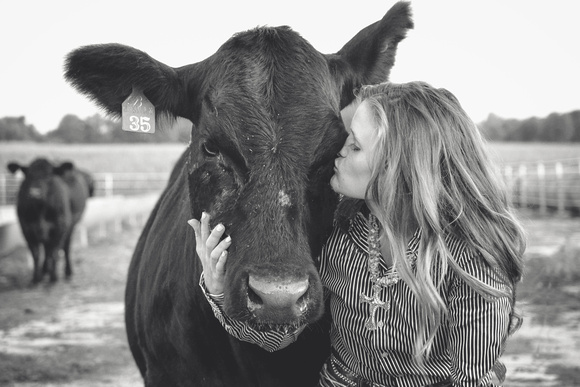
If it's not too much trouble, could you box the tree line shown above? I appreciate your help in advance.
[478,110,580,142]
[0,114,190,143]
[1,110,580,143]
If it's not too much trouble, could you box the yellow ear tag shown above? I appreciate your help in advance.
[122,88,155,134]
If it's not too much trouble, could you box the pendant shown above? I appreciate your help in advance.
[360,284,390,330]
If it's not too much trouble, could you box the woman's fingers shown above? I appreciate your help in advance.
[188,213,231,269]
[215,251,228,274]
[206,223,225,252]
[188,219,201,246]
[211,235,231,264]
[200,212,210,249]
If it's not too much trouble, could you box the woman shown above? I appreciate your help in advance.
[190,81,526,386]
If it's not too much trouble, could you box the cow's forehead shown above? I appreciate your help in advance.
[28,159,53,174]
[209,26,336,106]
[196,26,341,168]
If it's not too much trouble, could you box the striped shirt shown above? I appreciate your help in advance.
[201,212,511,387]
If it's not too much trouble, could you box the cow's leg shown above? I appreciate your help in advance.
[41,244,49,275]
[63,229,73,278]
[28,242,42,284]
[45,243,60,283]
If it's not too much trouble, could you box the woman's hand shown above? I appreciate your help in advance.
[188,212,231,295]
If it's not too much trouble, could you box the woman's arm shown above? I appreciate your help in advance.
[447,251,512,386]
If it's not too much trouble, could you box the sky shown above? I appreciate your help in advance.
[1,0,579,133]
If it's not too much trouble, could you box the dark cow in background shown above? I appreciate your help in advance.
[64,2,412,386]
[7,159,94,284]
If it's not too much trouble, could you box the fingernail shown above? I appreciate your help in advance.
[224,236,231,243]
[201,212,207,220]
[215,223,224,231]
[187,219,196,227]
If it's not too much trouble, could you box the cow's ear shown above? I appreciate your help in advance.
[327,1,413,109]
[7,162,23,175]
[65,44,199,122]
[54,162,74,176]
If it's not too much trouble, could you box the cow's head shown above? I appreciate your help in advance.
[8,159,74,200]
[64,2,413,330]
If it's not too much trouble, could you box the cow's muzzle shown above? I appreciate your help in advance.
[247,275,309,324]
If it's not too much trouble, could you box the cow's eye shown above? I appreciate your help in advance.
[202,142,219,157]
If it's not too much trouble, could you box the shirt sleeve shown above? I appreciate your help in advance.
[199,272,306,352]
[447,249,512,387]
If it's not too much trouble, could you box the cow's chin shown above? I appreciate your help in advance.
[247,318,307,334]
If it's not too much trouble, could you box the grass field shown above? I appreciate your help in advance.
[1,141,579,174]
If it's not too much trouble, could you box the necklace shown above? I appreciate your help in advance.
[360,214,400,331]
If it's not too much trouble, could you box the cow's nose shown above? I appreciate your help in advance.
[247,275,309,321]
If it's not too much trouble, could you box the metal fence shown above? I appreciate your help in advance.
[500,158,580,215]
[0,172,170,206]
[1,158,580,215]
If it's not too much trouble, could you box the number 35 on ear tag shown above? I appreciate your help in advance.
[122,88,155,134]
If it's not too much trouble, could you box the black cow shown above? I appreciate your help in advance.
[64,3,413,386]
[7,159,94,283]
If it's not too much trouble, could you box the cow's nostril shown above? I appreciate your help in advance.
[247,286,263,305]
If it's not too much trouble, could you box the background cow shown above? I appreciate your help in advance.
[64,2,413,386]
[7,159,94,284]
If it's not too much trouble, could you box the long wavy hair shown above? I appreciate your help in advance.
[352,81,526,360]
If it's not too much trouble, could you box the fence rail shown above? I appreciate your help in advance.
[500,158,580,215]
[0,172,170,206]
[1,158,579,215]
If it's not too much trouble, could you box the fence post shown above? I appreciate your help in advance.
[537,162,546,215]
[555,162,566,217]
[0,174,5,206]
[77,225,89,248]
[504,166,514,205]
[104,173,114,197]
[518,165,527,209]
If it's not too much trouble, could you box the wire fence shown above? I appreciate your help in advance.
[1,158,580,216]
[0,172,170,206]
[501,158,580,216]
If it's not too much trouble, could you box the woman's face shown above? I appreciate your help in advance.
[331,101,378,199]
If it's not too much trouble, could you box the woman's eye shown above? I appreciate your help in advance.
[202,142,219,157]
[350,144,360,151]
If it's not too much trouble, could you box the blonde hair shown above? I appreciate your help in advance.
[356,81,525,359]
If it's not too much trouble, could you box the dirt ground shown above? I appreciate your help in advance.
[0,226,143,387]
[0,212,579,387]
